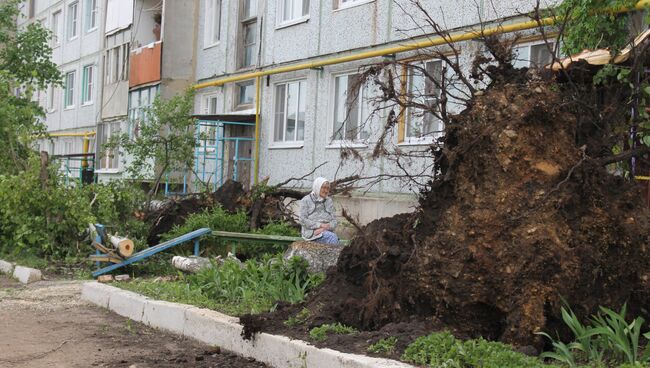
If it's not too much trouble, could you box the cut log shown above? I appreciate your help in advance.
[109,235,134,258]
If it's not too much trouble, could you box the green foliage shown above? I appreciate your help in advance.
[401,331,552,368]
[538,304,650,367]
[557,0,639,55]
[84,181,148,246]
[255,221,300,237]
[368,337,398,355]
[0,0,61,174]
[106,89,197,198]
[309,323,358,342]
[0,156,94,259]
[284,307,312,327]
[118,254,323,316]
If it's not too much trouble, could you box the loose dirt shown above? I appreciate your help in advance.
[243,75,650,356]
[0,275,266,368]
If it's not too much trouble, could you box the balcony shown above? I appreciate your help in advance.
[129,41,162,88]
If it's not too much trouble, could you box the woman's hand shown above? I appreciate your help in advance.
[314,228,325,236]
[320,223,330,230]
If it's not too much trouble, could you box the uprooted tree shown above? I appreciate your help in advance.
[245,0,650,348]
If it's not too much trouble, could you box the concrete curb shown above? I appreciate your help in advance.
[0,259,43,284]
[0,259,14,275]
[81,282,414,368]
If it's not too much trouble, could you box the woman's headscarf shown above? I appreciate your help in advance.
[311,177,329,201]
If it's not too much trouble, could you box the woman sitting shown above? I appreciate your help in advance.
[299,177,339,245]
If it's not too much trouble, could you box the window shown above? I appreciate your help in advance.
[405,60,444,142]
[85,0,98,32]
[513,41,555,69]
[104,44,129,83]
[67,2,79,40]
[128,85,159,138]
[274,80,306,142]
[236,80,255,108]
[332,73,373,142]
[202,93,219,114]
[279,0,308,24]
[98,122,121,170]
[204,0,221,47]
[47,85,56,111]
[239,0,257,68]
[51,10,62,46]
[336,0,371,10]
[64,71,75,108]
[81,65,94,104]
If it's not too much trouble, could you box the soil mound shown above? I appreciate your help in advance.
[245,79,650,348]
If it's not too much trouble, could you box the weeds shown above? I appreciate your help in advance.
[118,254,323,316]
[538,304,650,367]
[284,307,312,327]
[401,331,552,368]
[309,323,358,342]
[368,337,398,355]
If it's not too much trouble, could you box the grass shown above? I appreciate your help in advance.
[309,323,358,342]
[368,337,398,355]
[401,331,556,368]
[117,254,324,316]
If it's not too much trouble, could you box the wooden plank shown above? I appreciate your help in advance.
[212,231,302,243]
[89,255,123,264]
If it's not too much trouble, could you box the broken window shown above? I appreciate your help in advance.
[274,80,306,142]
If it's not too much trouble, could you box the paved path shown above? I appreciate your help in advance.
[0,276,267,368]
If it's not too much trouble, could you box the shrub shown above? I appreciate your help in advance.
[309,323,358,342]
[0,157,94,259]
[401,331,551,368]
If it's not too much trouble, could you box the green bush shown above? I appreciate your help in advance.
[401,331,552,368]
[0,157,94,259]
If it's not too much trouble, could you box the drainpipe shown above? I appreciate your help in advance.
[253,75,261,185]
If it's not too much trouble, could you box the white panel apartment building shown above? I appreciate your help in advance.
[18,0,562,225]
[193,0,560,223]
[19,0,105,159]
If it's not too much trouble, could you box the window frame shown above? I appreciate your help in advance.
[127,84,160,139]
[277,0,309,27]
[402,59,445,145]
[51,10,62,47]
[201,93,219,115]
[512,40,556,69]
[334,0,374,11]
[238,0,257,69]
[329,71,375,145]
[234,80,255,110]
[67,1,79,41]
[81,64,94,105]
[85,0,98,33]
[64,71,76,109]
[203,0,222,48]
[272,79,307,145]
[97,121,121,171]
